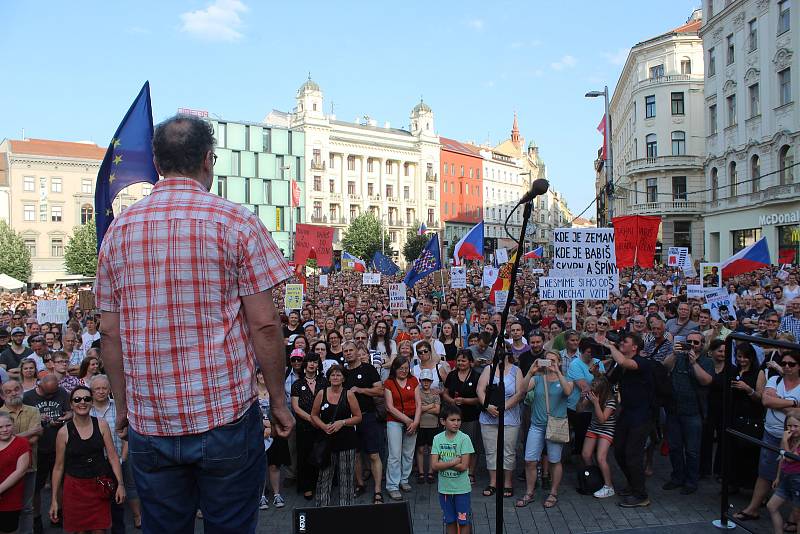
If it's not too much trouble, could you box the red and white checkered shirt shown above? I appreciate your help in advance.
[96,177,291,436]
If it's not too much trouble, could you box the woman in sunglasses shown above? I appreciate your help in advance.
[734,350,800,522]
[50,385,124,532]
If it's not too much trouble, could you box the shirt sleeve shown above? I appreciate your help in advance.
[95,229,120,313]
[461,433,475,454]
[237,213,292,296]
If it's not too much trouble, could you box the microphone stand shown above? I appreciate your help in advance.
[484,197,536,534]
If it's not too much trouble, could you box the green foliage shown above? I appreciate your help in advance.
[341,213,389,262]
[0,221,31,282]
[64,219,98,277]
[447,236,458,261]
[403,223,430,264]
[305,258,318,269]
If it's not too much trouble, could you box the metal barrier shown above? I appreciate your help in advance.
[716,333,800,531]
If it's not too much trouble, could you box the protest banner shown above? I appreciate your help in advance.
[683,254,698,277]
[37,300,68,324]
[294,224,335,267]
[450,266,467,289]
[668,247,688,268]
[687,284,705,299]
[494,290,509,310]
[778,269,790,281]
[538,276,614,300]
[705,287,735,320]
[389,283,407,311]
[78,290,95,312]
[362,273,381,285]
[612,215,661,268]
[482,266,499,288]
[319,274,329,287]
[495,248,508,264]
[284,284,304,310]
[701,262,722,288]
[531,268,545,274]
[550,228,619,300]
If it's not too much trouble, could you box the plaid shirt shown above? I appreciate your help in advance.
[779,314,800,342]
[96,177,291,436]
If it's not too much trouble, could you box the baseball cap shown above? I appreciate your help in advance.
[419,369,434,381]
[10,327,24,335]
[290,348,305,361]
[0,328,8,337]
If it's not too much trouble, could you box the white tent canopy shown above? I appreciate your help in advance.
[0,274,25,291]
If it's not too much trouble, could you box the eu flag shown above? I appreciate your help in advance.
[95,81,159,251]
[403,234,442,288]
[372,251,399,276]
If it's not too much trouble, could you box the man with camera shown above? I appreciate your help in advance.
[661,331,712,495]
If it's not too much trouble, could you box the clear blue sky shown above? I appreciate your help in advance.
[0,0,700,215]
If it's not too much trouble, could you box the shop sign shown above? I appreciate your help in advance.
[759,210,800,226]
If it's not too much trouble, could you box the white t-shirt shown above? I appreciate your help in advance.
[411,363,447,391]
[765,375,800,438]
[784,285,800,302]
[82,331,100,351]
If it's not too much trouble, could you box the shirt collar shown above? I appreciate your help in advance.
[153,177,208,193]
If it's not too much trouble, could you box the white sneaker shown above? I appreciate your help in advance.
[593,485,615,499]
[273,494,285,508]
[259,496,269,510]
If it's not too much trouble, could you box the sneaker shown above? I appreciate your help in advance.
[399,483,412,492]
[593,485,616,499]
[273,494,285,508]
[388,490,403,501]
[259,496,269,510]
[619,495,650,508]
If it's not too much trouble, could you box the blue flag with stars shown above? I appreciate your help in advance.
[95,81,159,251]
[372,251,400,276]
[403,234,442,288]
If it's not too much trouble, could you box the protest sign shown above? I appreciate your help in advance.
[78,290,95,312]
[612,215,661,268]
[362,273,381,285]
[37,300,68,324]
[494,290,509,310]
[778,269,790,281]
[450,266,467,289]
[668,247,688,268]
[389,283,407,311]
[550,228,619,299]
[538,276,614,300]
[701,263,722,288]
[319,274,329,287]
[531,268,545,274]
[687,284,705,299]
[705,287,735,320]
[495,248,509,264]
[482,266,499,288]
[284,284,304,310]
[683,254,697,277]
[294,224,335,267]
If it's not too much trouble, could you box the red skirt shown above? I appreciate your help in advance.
[63,475,111,532]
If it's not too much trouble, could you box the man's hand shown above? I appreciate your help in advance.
[269,404,295,438]
[115,407,129,440]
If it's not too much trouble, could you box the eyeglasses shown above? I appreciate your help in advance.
[781,361,799,368]
[290,358,303,362]
[72,396,93,404]
[598,322,609,326]
[211,153,218,165]
[687,340,702,346]
[53,360,67,365]
[417,349,430,354]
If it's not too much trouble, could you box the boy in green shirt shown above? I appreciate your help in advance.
[431,404,474,534]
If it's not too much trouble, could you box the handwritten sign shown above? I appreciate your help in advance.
[294,224,335,267]
[495,248,508,264]
[450,267,467,289]
[319,274,328,287]
[612,215,661,268]
[284,284,304,310]
[538,276,614,300]
[687,284,705,299]
[389,283,407,311]
[668,247,688,268]
[37,300,68,325]
[705,287,735,320]
[550,228,618,299]
[494,290,509,310]
[362,273,381,285]
[482,267,499,288]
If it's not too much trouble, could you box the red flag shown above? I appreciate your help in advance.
[597,115,607,160]
[291,180,301,208]
[612,215,662,268]
[294,262,307,290]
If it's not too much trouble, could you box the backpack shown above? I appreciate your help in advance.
[576,465,604,495]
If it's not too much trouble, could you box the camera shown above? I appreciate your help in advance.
[605,330,622,345]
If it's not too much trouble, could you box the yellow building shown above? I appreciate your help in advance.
[0,138,150,283]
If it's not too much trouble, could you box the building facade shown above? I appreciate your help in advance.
[439,137,483,252]
[209,119,304,258]
[609,11,707,259]
[701,0,800,263]
[0,138,149,283]
[268,77,440,263]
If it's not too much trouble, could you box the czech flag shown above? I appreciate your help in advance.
[721,236,771,278]
[524,246,544,260]
[453,222,484,265]
[342,251,367,272]
[417,222,427,236]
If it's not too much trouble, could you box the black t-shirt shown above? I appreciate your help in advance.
[518,349,544,376]
[443,368,480,422]
[0,346,33,370]
[282,325,304,339]
[23,387,71,453]
[328,349,345,367]
[344,363,380,414]
[618,355,654,426]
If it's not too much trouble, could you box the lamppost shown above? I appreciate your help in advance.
[282,165,293,258]
[585,87,614,227]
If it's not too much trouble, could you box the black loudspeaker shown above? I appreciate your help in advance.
[294,502,413,534]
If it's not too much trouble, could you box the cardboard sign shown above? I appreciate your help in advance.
[668,247,688,268]
[284,284,304,310]
[362,273,381,285]
[494,290,509,310]
[705,287,735,320]
[701,262,722,288]
[319,274,329,287]
[683,254,698,278]
[78,290,95,312]
[495,248,509,264]
[551,228,618,299]
[37,300,68,325]
[450,266,467,289]
[482,267,499,288]
[294,224,335,267]
[389,283,407,311]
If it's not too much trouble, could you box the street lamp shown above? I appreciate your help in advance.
[585,86,614,226]
[282,165,293,258]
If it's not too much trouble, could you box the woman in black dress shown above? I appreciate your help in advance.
[291,353,328,500]
[439,322,459,369]
[728,342,764,491]
[441,350,482,484]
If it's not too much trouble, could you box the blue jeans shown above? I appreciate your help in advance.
[667,412,703,489]
[129,402,266,534]
[386,421,416,491]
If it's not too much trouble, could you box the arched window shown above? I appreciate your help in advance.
[80,204,94,225]
[750,155,760,193]
[780,145,795,184]
[646,134,657,158]
[711,168,718,201]
[671,131,686,155]
[729,161,738,197]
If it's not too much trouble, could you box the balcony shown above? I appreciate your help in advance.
[329,192,342,201]
[625,155,704,175]
[628,200,704,216]
[347,193,362,202]
[310,160,326,171]
[387,196,399,204]
[310,215,327,223]
[633,73,703,91]
[426,172,438,182]
[368,194,382,202]
[709,181,800,211]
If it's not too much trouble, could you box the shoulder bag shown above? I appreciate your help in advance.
[543,376,570,444]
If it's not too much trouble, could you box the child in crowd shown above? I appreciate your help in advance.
[431,404,473,534]
[416,369,441,483]
[579,376,617,499]
[767,410,800,534]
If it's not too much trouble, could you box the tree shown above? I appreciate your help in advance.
[64,219,98,277]
[340,213,389,262]
[447,236,459,261]
[402,226,429,265]
[0,221,31,282]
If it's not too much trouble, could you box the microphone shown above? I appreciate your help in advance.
[517,178,550,205]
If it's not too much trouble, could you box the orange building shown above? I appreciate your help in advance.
[439,137,483,250]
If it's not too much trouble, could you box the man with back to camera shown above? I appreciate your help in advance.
[96,115,293,534]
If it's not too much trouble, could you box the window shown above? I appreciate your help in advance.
[405,163,410,177]
[749,83,760,116]
[751,155,761,192]
[347,155,355,171]
[23,205,34,221]
[50,238,64,258]
[709,104,718,134]
[779,68,792,106]
[313,202,322,219]
[671,92,685,115]
[230,151,240,175]
[671,131,686,155]
[672,176,688,201]
[726,34,735,65]
[39,204,47,222]
[729,161,738,196]
[733,228,762,253]
[385,160,392,174]
[329,179,335,193]
[646,134,657,158]
[217,176,227,197]
[347,181,356,195]
[350,206,357,220]
[726,94,736,126]
[386,184,393,198]
[367,183,374,196]
[780,145,795,184]
[23,176,34,192]
[24,239,35,257]
[81,179,92,194]
[451,164,455,175]
[748,19,758,52]
[645,95,656,118]
[329,154,335,169]
[469,168,474,179]
[81,205,94,224]
[49,178,61,193]
[217,123,227,148]
[314,176,321,191]
[427,187,434,201]
[708,47,716,76]
[711,168,719,201]
[276,207,283,231]
[779,0,791,34]
[312,149,321,165]
[367,158,374,173]
[51,206,62,222]
[261,129,270,151]
[673,221,693,253]
[681,59,692,74]
[142,185,152,196]
[460,166,465,177]
[649,64,664,78]
[427,209,434,226]
[403,186,409,200]
[646,178,658,203]
[406,209,413,225]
